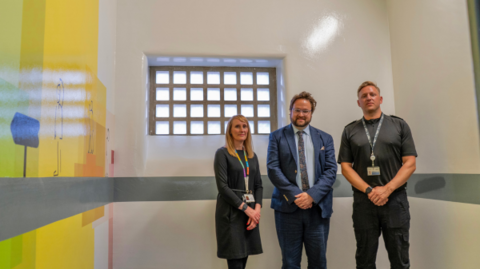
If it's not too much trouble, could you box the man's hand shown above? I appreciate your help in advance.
[368,186,392,206]
[294,192,314,209]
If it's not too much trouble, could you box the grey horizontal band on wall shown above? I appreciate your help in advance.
[1,173,479,242]
[0,177,114,242]
[114,174,480,204]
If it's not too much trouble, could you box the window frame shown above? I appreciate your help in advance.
[148,66,278,135]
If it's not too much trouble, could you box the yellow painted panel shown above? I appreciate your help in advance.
[35,214,94,269]
[94,77,107,128]
[82,206,105,227]
[0,79,28,177]
[0,238,12,269]
[93,206,105,220]
[43,0,99,75]
[0,0,24,178]
[95,123,106,169]
[82,209,95,228]
[18,0,47,178]
[37,0,102,177]
[11,230,36,269]
[0,0,23,87]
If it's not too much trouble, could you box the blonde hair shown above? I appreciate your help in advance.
[357,81,380,96]
[225,115,254,158]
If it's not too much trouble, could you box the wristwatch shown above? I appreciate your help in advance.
[365,186,373,195]
[241,203,248,211]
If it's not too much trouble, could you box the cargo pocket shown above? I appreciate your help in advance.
[395,231,410,267]
[398,192,411,222]
[388,192,410,228]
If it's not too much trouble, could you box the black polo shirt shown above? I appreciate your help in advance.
[337,114,417,193]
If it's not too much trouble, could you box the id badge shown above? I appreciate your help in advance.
[367,166,381,176]
[243,194,255,203]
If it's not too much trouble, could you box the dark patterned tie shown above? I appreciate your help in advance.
[297,131,309,191]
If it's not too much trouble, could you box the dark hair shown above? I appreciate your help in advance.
[357,81,380,95]
[289,91,317,113]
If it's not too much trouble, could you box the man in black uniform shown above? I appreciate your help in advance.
[338,81,417,269]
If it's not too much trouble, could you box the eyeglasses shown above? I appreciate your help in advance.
[293,109,312,114]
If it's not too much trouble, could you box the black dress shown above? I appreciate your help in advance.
[214,147,263,259]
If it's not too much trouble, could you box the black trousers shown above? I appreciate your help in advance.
[352,190,410,269]
[227,256,248,269]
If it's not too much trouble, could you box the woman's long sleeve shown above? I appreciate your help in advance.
[253,155,263,207]
[214,149,243,208]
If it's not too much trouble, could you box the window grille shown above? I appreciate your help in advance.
[149,66,278,135]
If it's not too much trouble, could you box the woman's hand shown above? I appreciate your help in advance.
[244,206,260,223]
[254,203,261,220]
[246,217,257,230]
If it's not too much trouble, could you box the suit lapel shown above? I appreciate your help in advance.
[284,124,298,165]
[310,126,325,172]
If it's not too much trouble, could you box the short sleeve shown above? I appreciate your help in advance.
[400,121,418,157]
[337,128,354,164]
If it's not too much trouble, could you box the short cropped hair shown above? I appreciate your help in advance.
[357,81,380,95]
[289,91,317,113]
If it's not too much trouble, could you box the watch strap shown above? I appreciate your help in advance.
[365,186,373,194]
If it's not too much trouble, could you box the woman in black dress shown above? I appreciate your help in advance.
[214,115,263,269]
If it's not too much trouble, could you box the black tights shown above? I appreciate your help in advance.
[227,256,248,269]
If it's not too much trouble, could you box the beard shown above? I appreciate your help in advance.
[291,116,311,128]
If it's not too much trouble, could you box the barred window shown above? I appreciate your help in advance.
[149,66,278,135]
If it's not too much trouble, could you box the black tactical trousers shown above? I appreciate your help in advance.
[352,190,410,269]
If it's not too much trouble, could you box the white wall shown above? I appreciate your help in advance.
[113,197,480,269]
[387,0,480,174]
[98,0,117,177]
[409,198,480,268]
[113,199,362,269]
[113,0,395,268]
[114,0,396,177]
[98,0,117,114]
[113,0,480,268]
[386,0,480,267]
[97,0,117,267]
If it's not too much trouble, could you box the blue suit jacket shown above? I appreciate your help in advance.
[267,124,337,218]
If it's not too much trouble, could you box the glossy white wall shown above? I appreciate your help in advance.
[387,0,480,174]
[113,0,395,268]
[113,197,480,269]
[385,1,480,267]
[114,0,396,177]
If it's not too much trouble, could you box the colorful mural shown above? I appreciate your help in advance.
[0,205,110,269]
[0,0,106,178]
[0,0,111,268]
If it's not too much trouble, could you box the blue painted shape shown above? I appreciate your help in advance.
[10,113,40,148]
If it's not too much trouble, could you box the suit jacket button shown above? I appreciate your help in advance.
[295,170,297,173]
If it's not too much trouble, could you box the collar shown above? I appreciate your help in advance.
[363,113,384,124]
[292,124,311,136]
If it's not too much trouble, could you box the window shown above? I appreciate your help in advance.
[149,67,277,135]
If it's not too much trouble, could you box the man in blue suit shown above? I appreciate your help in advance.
[267,91,337,269]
